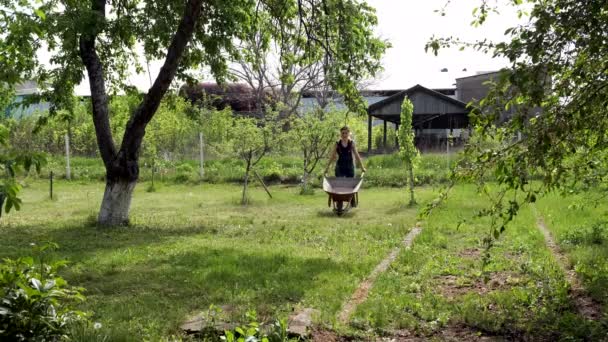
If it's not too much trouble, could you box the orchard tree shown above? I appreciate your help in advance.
[230,0,388,119]
[199,107,284,205]
[425,0,608,241]
[0,0,387,226]
[397,98,417,206]
[290,107,343,194]
[233,112,285,205]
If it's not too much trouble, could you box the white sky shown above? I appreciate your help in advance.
[364,0,524,90]
[73,1,525,95]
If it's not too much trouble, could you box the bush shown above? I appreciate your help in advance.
[364,153,452,187]
[221,311,292,342]
[0,243,89,341]
[561,221,608,246]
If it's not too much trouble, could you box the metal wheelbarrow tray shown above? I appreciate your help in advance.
[323,175,364,216]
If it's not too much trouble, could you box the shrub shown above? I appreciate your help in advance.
[221,311,291,342]
[0,243,89,341]
[561,221,608,246]
[173,163,198,183]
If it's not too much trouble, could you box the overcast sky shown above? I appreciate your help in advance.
[364,0,525,89]
[72,1,524,94]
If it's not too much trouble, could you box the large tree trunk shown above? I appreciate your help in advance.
[97,153,140,226]
[98,179,136,226]
[78,0,204,226]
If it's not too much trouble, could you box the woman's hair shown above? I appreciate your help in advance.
[340,126,350,132]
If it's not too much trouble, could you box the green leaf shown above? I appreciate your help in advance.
[34,8,46,21]
[31,278,43,291]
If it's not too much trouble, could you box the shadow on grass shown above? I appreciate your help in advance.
[385,202,418,215]
[67,246,348,337]
[315,210,359,218]
[0,220,223,260]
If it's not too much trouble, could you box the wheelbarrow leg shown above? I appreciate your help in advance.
[328,194,332,207]
[351,193,358,208]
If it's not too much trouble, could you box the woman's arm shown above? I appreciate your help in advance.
[324,145,337,175]
[351,141,366,172]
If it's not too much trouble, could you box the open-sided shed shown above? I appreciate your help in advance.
[366,84,470,152]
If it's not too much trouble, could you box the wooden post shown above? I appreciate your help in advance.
[367,114,372,153]
[383,120,387,152]
[253,170,272,199]
[49,171,53,200]
[199,132,204,179]
[65,133,71,180]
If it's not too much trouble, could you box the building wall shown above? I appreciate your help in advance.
[4,95,50,118]
[455,72,497,104]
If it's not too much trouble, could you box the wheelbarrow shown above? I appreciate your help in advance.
[323,173,364,216]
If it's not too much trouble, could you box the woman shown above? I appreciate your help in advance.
[324,126,366,177]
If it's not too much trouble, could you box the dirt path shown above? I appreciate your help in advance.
[337,224,422,324]
[534,208,602,321]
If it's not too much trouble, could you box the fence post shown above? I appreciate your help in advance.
[50,171,53,200]
[199,132,204,180]
[65,133,71,180]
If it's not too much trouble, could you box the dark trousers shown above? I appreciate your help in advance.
[335,165,354,178]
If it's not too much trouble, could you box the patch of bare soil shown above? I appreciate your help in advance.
[379,324,506,342]
[434,272,523,299]
[458,248,482,259]
[338,226,423,324]
[535,214,603,321]
[310,328,352,341]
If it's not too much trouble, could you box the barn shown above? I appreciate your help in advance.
[366,84,470,153]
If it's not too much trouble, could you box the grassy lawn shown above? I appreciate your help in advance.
[536,192,608,308]
[1,180,606,340]
[0,180,429,340]
[353,185,607,340]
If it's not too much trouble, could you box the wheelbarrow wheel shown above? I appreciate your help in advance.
[335,201,344,215]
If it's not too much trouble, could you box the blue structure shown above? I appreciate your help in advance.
[4,81,50,118]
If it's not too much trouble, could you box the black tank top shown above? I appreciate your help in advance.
[336,140,353,168]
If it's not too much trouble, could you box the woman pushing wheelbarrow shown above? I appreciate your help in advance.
[323,126,367,215]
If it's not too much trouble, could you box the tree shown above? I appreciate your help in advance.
[0,124,46,219]
[229,0,388,120]
[0,0,387,226]
[425,0,608,241]
[199,107,284,204]
[397,98,417,206]
[290,107,343,194]
[234,112,285,204]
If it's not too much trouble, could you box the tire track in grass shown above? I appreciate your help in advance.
[337,223,422,325]
[533,207,602,321]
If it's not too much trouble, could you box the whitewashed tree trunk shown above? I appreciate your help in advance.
[98,180,136,226]
[302,170,310,193]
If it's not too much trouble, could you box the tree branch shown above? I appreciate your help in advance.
[120,0,204,162]
[79,0,117,170]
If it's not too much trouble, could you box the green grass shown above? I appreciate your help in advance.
[536,192,608,306]
[41,152,454,187]
[1,180,429,340]
[2,180,607,340]
[353,185,607,340]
